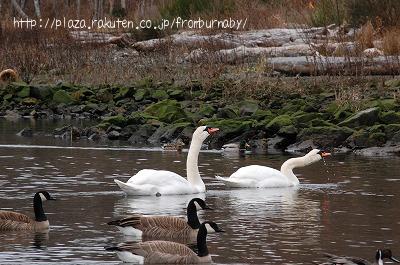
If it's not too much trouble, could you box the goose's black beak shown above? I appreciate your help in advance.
[203,206,213,210]
[216,229,225,233]
[391,256,400,263]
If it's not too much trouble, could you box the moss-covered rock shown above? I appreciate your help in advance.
[338,107,379,128]
[53,90,74,104]
[115,86,135,100]
[216,106,238,119]
[298,126,353,147]
[22,97,38,105]
[167,88,185,100]
[102,115,127,127]
[17,86,30,98]
[384,124,400,139]
[293,112,324,125]
[238,100,259,116]
[144,99,188,123]
[265,115,293,134]
[198,105,216,118]
[151,89,169,101]
[30,85,52,99]
[380,111,400,124]
[134,88,149,101]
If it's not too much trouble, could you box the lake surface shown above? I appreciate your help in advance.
[0,119,400,264]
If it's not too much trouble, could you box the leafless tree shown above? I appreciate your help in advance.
[11,0,29,18]
[20,0,26,10]
[33,0,41,17]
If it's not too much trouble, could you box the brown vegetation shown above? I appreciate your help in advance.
[0,69,18,83]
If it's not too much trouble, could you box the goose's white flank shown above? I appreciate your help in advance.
[114,126,219,196]
[215,149,331,188]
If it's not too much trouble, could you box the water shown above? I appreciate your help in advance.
[1,118,400,264]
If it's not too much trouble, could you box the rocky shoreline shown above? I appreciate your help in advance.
[1,79,400,156]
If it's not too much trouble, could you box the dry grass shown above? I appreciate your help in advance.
[382,28,400,55]
[356,20,375,50]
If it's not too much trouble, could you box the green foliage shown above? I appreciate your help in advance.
[311,0,346,26]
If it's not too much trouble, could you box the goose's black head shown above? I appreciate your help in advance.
[190,198,212,210]
[203,221,225,233]
[35,191,56,201]
[376,249,400,263]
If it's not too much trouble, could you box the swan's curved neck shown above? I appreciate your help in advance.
[280,157,307,185]
[197,224,208,257]
[186,137,205,190]
[33,194,47,222]
[186,201,200,229]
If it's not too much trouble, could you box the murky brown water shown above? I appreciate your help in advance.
[0,119,400,264]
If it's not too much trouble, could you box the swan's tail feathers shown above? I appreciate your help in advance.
[215,175,244,188]
[114,179,153,196]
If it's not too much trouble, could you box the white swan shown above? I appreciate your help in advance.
[215,149,331,188]
[114,126,219,196]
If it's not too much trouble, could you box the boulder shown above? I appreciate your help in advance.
[338,107,379,128]
[380,111,400,124]
[107,130,120,140]
[144,100,188,123]
[16,128,33,137]
[17,86,30,98]
[298,126,353,148]
[265,115,293,134]
[53,90,74,104]
[354,146,400,156]
[128,124,157,145]
[286,139,318,153]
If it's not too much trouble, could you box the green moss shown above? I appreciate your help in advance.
[198,105,216,118]
[102,115,127,127]
[151,89,169,101]
[134,88,149,101]
[53,90,74,104]
[380,111,400,124]
[17,86,30,98]
[265,115,293,134]
[115,87,135,100]
[22,97,38,105]
[144,99,188,123]
[384,124,400,138]
[368,132,386,146]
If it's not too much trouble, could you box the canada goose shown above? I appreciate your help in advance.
[320,249,399,265]
[107,198,213,241]
[0,191,55,231]
[216,149,331,188]
[114,126,219,196]
[105,221,224,263]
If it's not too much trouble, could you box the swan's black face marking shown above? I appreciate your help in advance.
[317,150,331,158]
[204,126,219,135]
[155,192,161,197]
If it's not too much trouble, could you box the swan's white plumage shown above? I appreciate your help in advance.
[114,170,201,195]
[216,149,329,188]
[114,126,218,196]
[216,165,291,188]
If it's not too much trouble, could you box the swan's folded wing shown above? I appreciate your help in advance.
[127,169,188,186]
[0,211,32,223]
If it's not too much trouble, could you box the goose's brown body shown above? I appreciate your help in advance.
[0,210,49,231]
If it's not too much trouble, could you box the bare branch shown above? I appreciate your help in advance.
[11,0,29,19]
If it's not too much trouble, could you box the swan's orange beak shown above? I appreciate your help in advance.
[321,151,331,157]
[207,127,219,134]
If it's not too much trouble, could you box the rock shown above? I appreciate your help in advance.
[286,139,318,153]
[385,124,400,139]
[338,107,379,128]
[238,100,259,116]
[128,124,157,145]
[265,115,293,134]
[120,125,139,139]
[167,89,185,100]
[106,125,122,133]
[198,105,216,118]
[102,115,127,127]
[53,90,74,104]
[277,125,298,138]
[216,106,238,119]
[144,100,188,123]
[363,48,384,57]
[354,146,400,156]
[30,85,52,99]
[96,88,114,102]
[107,130,120,140]
[267,136,292,153]
[205,119,253,148]
[151,89,169,101]
[16,128,33,137]
[380,111,400,124]
[293,112,323,125]
[22,97,38,105]
[298,126,353,148]
[134,88,149,101]
[17,86,30,98]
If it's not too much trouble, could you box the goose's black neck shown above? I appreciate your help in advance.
[33,193,47,222]
[186,201,201,229]
[197,224,208,257]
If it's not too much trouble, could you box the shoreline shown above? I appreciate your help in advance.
[1,78,399,157]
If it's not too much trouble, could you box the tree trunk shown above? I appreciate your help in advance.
[20,0,26,9]
[11,0,29,18]
[109,0,114,14]
[120,0,126,10]
[33,0,41,18]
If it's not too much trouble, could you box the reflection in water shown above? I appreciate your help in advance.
[0,125,400,264]
[113,193,206,216]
